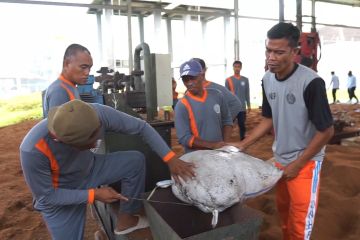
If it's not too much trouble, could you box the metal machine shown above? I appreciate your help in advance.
[79,43,172,117]
[78,42,174,190]
[294,32,321,71]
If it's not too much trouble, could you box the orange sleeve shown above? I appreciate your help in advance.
[88,189,95,204]
[163,151,176,162]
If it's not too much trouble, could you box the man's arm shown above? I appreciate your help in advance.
[223,125,233,142]
[245,78,251,112]
[191,138,227,150]
[283,126,334,179]
[283,77,335,179]
[20,151,94,207]
[232,82,272,150]
[95,104,195,180]
[219,93,233,142]
[232,117,273,150]
[174,100,226,150]
[43,88,70,117]
[225,77,231,92]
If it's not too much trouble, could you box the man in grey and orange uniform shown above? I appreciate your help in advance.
[175,59,233,153]
[42,43,93,117]
[235,22,334,240]
[20,100,195,239]
[225,60,251,140]
[191,58,242,121]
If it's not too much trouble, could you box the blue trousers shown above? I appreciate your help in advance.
[236,111,247,140]
[42,150,145,240]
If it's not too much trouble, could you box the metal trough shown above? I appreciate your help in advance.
[93,121,173,240]
[143,188,263,240]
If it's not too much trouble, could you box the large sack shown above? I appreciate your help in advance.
[171,147,282,227]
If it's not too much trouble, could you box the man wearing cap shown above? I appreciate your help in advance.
[175,59,233,153]
[20,99,195,239]
[192,58,242,120]
[42,43,93,117]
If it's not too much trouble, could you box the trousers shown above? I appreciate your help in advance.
[276,161,322,240]
[42,150,145,240]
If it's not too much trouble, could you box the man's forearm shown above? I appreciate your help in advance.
[295,126,334,166]
[240,117,273,149]
[192,137,226,150]
[223,125,233,142]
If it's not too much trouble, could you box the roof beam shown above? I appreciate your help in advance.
[314,0,360,7]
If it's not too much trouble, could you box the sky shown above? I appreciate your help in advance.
[0,0,360,101]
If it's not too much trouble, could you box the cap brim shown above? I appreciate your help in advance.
[47,106,59,134]
[180,71,201,77]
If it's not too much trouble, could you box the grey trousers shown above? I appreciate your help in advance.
[42,150,145,240]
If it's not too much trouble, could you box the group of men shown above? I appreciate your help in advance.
[20,22,334,240]
[329,70,358,104]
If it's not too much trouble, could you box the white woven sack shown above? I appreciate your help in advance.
[172,147,282,227]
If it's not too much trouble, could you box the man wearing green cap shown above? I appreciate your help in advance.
[20,99,195,239]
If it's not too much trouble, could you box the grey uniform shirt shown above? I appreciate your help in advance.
[262,64,333,166]
[43,76,80,118]
[204,80,242,120]
[225,75,250,112]
[20,104,174,210]
[175,88,233,153]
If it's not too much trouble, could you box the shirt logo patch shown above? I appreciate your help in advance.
[241,81,245,86]
[269,92,276,100]
[286,93,296,104]
[213,104,221,114]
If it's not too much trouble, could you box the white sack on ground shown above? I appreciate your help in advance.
[171,147,283,227]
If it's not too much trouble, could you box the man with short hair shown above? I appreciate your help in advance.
[172,77,179,109]
[235,22,334,240]
[192,58,242,120]
[42,43,93,117]
[225,60,251,140]
[347,70,358,104]
[175,59,233,153]
[329,71,340,103]
[20,99,195,239]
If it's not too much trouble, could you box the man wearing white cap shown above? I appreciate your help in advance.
[20,100,195,239]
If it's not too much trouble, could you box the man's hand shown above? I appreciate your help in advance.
[212,141,227,149]
[226,142,246,152]
[167,157,195,183]
[94,187,128,203]
[282,160,304,179]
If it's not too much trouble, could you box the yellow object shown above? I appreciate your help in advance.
[162,106,172,112]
